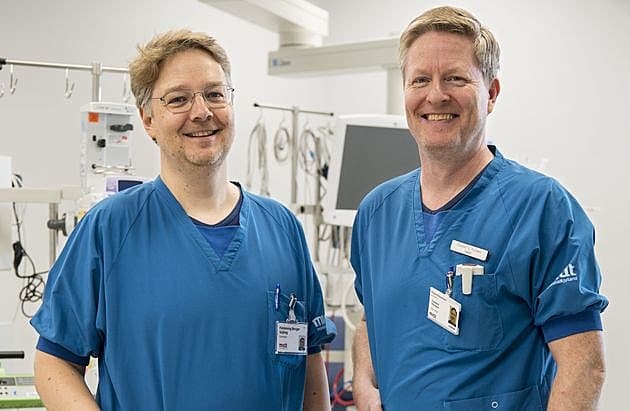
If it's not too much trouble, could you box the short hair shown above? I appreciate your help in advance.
[128,29,232,110]
[399,6,500,85]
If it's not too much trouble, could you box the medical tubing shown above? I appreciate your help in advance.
[246,121,270,196]
[298,127,318,176]
[331,367,354,406]
[273,126,291,163]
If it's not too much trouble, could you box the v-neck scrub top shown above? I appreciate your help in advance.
[31,176,334,411]
[351,147,608,410]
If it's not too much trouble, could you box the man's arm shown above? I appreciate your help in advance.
[34,349,100,411]
[547,330,605,411]
[352,317,381,411]
[303,351,331,411]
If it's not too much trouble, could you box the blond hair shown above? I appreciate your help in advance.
[129,29,232,110]
[399,6,500,84]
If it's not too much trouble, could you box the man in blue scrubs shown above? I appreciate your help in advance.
[31,29,334,411]
[351,6,608,410]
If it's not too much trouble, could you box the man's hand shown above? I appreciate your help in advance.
[353,378,382,411]
[352,317,382,411]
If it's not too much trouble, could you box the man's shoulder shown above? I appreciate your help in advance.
[361,168,418,210]
[496,157,567,197]
[353,169,418,228]
[244,189,299,227]
[86,179,156,222]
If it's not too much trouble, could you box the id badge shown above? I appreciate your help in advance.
[427,287,461,335]
[275,321,308,355]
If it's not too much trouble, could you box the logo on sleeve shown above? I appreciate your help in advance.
[550,263,578,287]
[311,315,326,330]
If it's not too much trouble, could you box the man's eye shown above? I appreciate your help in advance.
[205,90,225,101]
[166,95,190,106]
[410,77,429,87]
[446,76,467,85]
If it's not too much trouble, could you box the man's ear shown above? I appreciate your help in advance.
[487,78,500,114]
[139,107,156,143]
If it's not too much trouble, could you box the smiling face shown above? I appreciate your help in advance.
[140,48,234,175]
[403,31,499,160]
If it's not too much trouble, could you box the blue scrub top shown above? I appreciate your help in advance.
[351,147,608,410]
[31,177,335,411]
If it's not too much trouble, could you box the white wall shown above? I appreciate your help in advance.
[0,0,628,408]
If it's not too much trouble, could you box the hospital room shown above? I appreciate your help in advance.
[0,0,627,409]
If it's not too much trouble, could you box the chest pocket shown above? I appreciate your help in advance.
[267,291,307,369]
[444,273,503,351]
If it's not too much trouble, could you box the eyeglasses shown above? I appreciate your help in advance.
[151,84,235,113]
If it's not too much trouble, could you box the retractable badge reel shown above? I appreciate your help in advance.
[275,293,308,355]
[427,268,461,335]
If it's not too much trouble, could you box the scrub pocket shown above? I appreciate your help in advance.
[444,273,503,351]
[443,384,544,410]
[267,290,307,369]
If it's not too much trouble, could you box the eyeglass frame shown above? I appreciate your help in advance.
[150,84,235,113]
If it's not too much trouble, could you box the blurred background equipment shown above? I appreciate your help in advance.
[0,351,43,409]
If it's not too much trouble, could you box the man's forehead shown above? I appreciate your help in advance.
[154,52,226,91]
[412,31,474,52]
[406,33,478,70]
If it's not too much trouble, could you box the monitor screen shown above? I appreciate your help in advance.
[323,114,419,227]
[105,176,145,195]
[117,179,143,192]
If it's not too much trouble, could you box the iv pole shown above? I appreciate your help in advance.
[253,102,334,262]
[0,57,128,102]
[0,57,128,265]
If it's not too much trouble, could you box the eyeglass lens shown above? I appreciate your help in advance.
[162,85,233,113]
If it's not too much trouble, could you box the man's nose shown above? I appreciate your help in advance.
[189,93,213,121]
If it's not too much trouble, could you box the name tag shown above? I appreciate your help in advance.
[450,239,488,261]
[275,322,308,355]
[427,287,461,335]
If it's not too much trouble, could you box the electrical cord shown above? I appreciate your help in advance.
[10,173,47,318]
[316,124,333,173]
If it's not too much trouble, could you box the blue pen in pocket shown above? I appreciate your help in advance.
[275,283,281,311]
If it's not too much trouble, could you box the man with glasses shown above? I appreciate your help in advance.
[31,29,334,411]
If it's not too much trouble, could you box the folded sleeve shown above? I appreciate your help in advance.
[30,212,105,359]
[530,184,608,330]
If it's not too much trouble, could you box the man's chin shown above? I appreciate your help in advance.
[188,151,229,169]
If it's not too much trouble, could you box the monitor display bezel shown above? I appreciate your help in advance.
[322,114,415,227]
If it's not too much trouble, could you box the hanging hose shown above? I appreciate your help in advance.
[246,119,270,196]
[298,125,319,176]
[273,126,291,163]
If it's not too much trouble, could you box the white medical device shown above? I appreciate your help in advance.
[0,352,42,409]
[76,102,144,217]
[80,102,136,195]
[322,114,419,227]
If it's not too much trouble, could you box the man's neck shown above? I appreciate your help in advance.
[161,163,239,225]
[420,146,493,210]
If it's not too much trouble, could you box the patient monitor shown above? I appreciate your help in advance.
[322,114,419,227]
